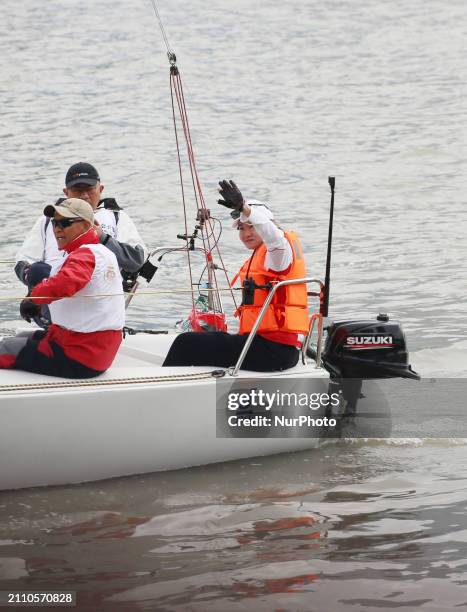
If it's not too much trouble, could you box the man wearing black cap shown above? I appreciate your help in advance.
[15,162,147,300]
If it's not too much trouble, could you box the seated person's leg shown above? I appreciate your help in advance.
[14,335,104,379]
[248,336,299,372]
[163,332,299,372]
[163,332,247,368]
[0,336,30,368]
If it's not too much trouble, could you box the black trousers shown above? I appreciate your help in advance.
[162,332,299,372]
[14,331,104,379]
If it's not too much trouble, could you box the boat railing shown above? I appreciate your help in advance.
[148,246,208,257]
[125,246,209,308]
[228,277,325,377]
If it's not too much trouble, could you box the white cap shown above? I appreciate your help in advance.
[232,201,274,228]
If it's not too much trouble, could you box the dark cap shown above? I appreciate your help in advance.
[65,162,100,188]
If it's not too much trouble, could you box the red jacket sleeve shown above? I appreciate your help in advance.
[30,248,96,304]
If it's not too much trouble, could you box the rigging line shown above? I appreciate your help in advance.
[175,75,202,210]
[171,72,214,268]
[170,68,219,312]
[149,3,237,314]
[151,8,219,316]
[177,95,219,295]
[171,72,202,223]
[170,71,196,311]
[176,79,237,309]
[170,73,210,233]
[0,370,218,393]
[164,50,227,315]
[196,219,223,285]
[176,78,213,238]
[148,0,173,56]
[172,73,200,210]
[171,72,232,312]
[171,69,224,313]
[0,286,249,301]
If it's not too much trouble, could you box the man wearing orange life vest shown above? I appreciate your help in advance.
[163,180,309,372]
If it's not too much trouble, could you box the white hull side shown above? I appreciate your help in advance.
[0,377,328,490]
[0,332,328,490]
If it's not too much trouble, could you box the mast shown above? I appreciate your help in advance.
[149,0,238,322]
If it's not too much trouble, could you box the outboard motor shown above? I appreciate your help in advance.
[322,313,419,381]
[314,177,419,415]
[320,313,419,415]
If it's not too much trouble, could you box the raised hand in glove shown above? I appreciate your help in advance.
[218,180,244,218]
[20,299,41,323]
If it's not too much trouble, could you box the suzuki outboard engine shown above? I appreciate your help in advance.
[322,313,419,380]
[320,314,419,415]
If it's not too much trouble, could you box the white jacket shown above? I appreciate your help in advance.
[15,204,147,277]
[49,243,125,333]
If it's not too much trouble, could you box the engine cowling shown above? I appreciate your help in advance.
[321,314,419,380]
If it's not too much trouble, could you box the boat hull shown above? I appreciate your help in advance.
[0,333,328,490]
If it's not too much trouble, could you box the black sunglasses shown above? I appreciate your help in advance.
[51,218,83,229]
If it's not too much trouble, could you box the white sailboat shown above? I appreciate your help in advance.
[0,274,334,490]
[0,270,418,491]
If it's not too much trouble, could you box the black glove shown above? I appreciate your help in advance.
[20,299,41,323]
[14,261,31,286]
[218,180,244,217]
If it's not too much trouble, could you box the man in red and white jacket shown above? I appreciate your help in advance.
[0,198,125,378]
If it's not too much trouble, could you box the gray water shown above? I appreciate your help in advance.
[1,0,467,609]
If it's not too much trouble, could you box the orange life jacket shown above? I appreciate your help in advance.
[232,231,309,335]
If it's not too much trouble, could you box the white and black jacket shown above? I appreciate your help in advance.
[15,198,147,284]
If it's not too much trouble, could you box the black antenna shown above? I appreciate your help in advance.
[322,176,335,317]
